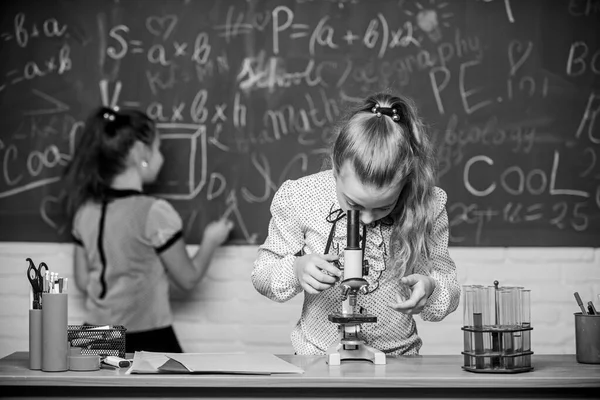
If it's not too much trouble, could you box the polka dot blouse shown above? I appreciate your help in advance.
[251,170,460,356]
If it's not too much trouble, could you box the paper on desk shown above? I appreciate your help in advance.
[129,351,304,375]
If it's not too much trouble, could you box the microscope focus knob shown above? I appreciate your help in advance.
[341,285,351,300]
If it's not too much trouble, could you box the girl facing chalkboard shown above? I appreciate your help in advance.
[251,92,460,356]
[63,106,233,353]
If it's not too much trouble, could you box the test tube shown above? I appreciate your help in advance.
[462,285,475,367]
[520,289,532,368]
[511,287,523,366]
[499,288,520,369]
[489,284,500,369]
[477,285,493,367]
[462,285,476,327]
[472,285,486,369]
[520,289,531,329]
[498,289,511,368]
[483,286,496,364]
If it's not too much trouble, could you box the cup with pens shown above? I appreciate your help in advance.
[573,292,600,364]
[461,281,533,373]
[26,258,69,371]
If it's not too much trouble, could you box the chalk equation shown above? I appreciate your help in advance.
[0,0,598,246]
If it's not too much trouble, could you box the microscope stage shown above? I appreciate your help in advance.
[328,312,377,324]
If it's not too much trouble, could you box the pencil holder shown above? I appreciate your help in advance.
[41,293,68,372]
[574,312,600,364]
[461,282,533,373]
[28,309,42,370]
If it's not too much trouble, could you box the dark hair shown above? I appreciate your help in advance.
[330,92,437,276]
[62,106,156,221]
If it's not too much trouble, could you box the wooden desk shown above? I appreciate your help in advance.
[1,352,598,399]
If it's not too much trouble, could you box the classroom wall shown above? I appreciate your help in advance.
[1,243,598,359]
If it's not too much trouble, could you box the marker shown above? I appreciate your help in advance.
[574,292,588,315]
[588,301,597,315]
[103,356,131,368]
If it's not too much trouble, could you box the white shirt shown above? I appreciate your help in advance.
[251,170,460,355]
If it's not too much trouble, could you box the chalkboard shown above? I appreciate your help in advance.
[0,0,598,246]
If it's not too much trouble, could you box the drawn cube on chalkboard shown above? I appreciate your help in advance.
[148,123,207,200]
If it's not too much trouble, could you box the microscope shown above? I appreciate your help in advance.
[326,209,386,365]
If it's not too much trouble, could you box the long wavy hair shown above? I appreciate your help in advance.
[62,106,157,223]
[330,93,437,276]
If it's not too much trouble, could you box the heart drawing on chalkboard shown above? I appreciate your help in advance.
[146,15,178,40]
[40,195,66,235]
[252,11,271,31]
[508,40,532,76]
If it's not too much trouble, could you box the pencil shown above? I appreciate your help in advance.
[574,292,587,315]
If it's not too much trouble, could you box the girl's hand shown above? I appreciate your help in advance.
[388,274,436,315]
[203,218,234,247]
[294,254,342,295]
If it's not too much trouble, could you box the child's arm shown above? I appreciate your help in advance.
[144,199,231,292]
[417,188,461,322]
[251,180,306,302]
[159,218,232,292]
[73,245,89,293]
[388,188,460,319]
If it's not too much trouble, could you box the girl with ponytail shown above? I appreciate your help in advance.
[63,106,233,353]
[252,93,460,356]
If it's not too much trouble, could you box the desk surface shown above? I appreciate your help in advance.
[1,352,599,399]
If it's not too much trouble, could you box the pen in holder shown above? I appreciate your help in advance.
[29,309,42,370]
[461,281,533,373]
[41,292,68,372]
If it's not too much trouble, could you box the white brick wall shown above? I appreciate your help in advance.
[1,243,598,359]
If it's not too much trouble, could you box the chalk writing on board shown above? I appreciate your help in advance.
[0,0,598,246]
[477,0,515,23]
[568,0,600,17]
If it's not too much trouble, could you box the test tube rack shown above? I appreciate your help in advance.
[461,281,533,374]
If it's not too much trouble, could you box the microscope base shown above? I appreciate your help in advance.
[326,341,386,365]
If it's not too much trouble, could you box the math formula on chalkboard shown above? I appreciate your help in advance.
[0,0,598,246]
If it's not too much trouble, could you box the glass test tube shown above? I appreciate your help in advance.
[462,285,475,367]
[482,286,495,363]
[499,288,520,369]
[520,289,532,368]
[513,288,524,367]
[488,285,502,369]
[462,285,476,327]
[509,287,524,366]
[498,289,511,367]
[472,285,486,369]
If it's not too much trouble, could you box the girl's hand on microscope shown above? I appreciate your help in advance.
[294,254,342,295]
[388,274,436,315]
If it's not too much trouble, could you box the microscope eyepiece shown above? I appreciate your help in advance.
[346,209,360,249]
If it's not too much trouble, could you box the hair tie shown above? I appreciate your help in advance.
[371,104,402,123]
[102,106,120,122]
[102,107,121,137]
[103,112,115,121]
[371,104,382,118]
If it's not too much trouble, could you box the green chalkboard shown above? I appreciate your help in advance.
[0,0,598,246]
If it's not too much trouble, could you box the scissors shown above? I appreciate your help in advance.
[26,258,49,309]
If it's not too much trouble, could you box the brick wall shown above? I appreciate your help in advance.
[1,243,598,359]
